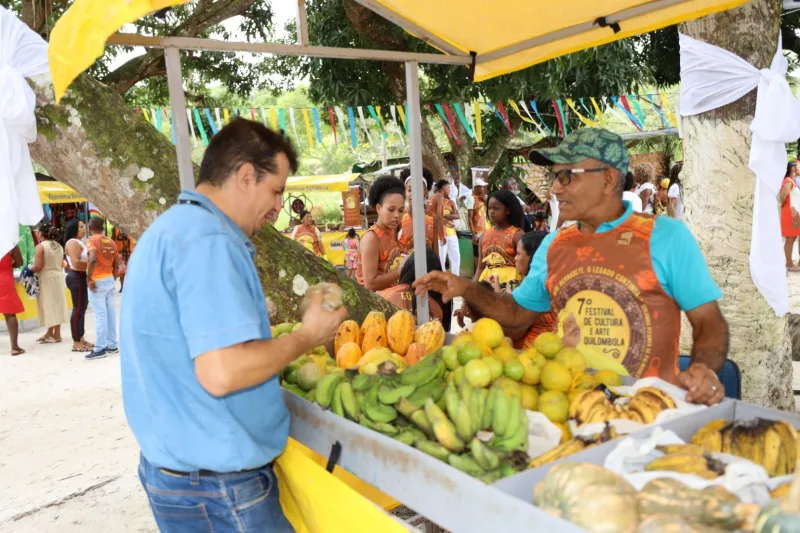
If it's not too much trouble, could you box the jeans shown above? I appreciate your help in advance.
[138,455,294,533]
[88,277,117,350]
[65,269,88,342]
[439,235,460,276]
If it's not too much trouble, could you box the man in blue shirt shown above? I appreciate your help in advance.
[415,128,729,406]
[120,118,346,532]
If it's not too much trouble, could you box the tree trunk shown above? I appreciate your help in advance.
[679,0,794,409]
[28,73,396,324]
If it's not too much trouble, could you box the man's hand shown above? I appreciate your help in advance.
[88,280,97,292]
[413,272,469,303]
[296,291,348,348]
[678,362,724,405]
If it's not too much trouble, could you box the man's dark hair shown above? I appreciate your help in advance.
[198,118,298,187]
[368,175,405,208]
[88,217,105,232]
[400,167,434,191]
[624,172,635,192]
[501,178,517,190]
[669,162,683,187]
[436,179,450,192]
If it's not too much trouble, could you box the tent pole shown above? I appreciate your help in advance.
[405,61,429,323]
[164,46,195,191]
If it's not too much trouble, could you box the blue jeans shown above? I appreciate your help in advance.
[88,277,117,350]
[138,455,294,533]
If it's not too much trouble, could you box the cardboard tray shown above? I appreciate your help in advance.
[493,400,800,503]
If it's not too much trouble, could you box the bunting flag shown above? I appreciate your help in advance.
[260,107,268,127]
[301,108,314,146]
[346,107,358,148]
[471,102,483,144]
[529,101,553,136]
[204,109,218,135]
[552,100,566,137]
[356,107,374,145]
[186,109,197,147]
[154,107,162,131]
[494,102,514,135]
[644,94,673,132]
[311,107,323,143]
[223,107,231,125]
[389,106,405,145]
[375,106,392,141]
[249,108,256,121]
[214,108,223,131]
[327,107,338,144]
[335,107,349,148]
[193,108,210,145]
[629,95,647,127]
[619,94,634,117]
[397,105,408,135]
[659,92,679,128]
[517,100,549,137]
[270,108,279,131]
[565,98,598,127]
[508,100,533,125]
[610,96,643,130]
[426,104,453,141]
[278,108,286,133]
[367,105,387,139]
[435,103,460,144]
[442,104,463,145]
[589,97,606,128]
[141,108,151,123]
[289,108,300,142]
[453,102,475,139]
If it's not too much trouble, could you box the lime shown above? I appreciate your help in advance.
[533,332,563,359]
[457,341,483,365]
[464,359,492,388]
[482,357,504,381]
[503,359,525,382]
[442,345,460,370]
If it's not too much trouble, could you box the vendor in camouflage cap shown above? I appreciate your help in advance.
[415,128,730,406]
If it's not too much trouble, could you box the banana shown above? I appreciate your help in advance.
[502,397,522,439]
[377,383,417,405]
[282,383,306,397]
[691,419,729,448]
[481,388,497,431]
[492,392,510,437]
[645,452,723,479]
[313,374,343,409]
[331,383,345,418]
[407,378,446,407]
[444,382,460,418]
[527,439,588,469]
[425,398,466,452]
[393,430,417,446]
[364,386,398,424]
[394,397,420,418]
[405,426,428,443]
[359,415,376,430]
[409,409,435,438]
[305,388,317,403]
[636,386,677,410]
[373,421,399,436]
[477,469,505,484]
[772,421,798,475]
[399,353,444,386]
[655,444,706,456]
[570,389,606,423]
[414,439,451,462]
[627,394,661,424]
[447,454,486,476]
[720,424,735,456]
[339,382,360,420]
[470,438,500,471]
[492,411,528,452]
[453,400,475,442]
[351,374,373,393]
[585,403,615,424]
[469,389,484,435]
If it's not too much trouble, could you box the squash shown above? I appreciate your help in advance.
[533,462,638,533]
[414,320,445,354]
[335,342,362,369]
[334,320,360,356]
[637,478,756,530]
[404,343,427,366]
[636,514,721,533]
[386,310,416,355]
[755,465,800,533]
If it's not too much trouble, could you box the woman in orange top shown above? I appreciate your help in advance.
[779,162,800,271]
[291,210,326,257]
[357,176,406,291]
[398,188,436,255]
[474,190,524,291]
[112,227,135,293]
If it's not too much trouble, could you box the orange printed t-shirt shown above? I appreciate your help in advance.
[87,234,117,281]
[356,225,402,287]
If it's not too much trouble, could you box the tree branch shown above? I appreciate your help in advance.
[103,0,259,94]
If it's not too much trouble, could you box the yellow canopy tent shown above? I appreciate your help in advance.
[38,181,86,204]
[286,173,361,193]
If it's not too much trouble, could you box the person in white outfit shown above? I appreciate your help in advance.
[437,180,461,276]
[622,172,643,213]
[667,163,684,220]
[636,177,657,214]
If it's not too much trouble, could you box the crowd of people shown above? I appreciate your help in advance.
[0,217,130,359]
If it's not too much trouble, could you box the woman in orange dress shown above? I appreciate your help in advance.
[357,176,407,291]
[291,210,326,257]
[780,162,800,271]
[474,190,525,291]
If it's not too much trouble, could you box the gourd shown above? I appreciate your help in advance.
[414,320,445,354]
[532,462,638,533]
[386,310,416,355]
[755,463,800,533]
[637,478,757,530]
[334,320,360,356]
[335,342,362,369]
[636,514,722,533]
[404,343,427,366]
[361,312,388,353]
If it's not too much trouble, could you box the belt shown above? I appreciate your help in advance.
[159,461,273,478]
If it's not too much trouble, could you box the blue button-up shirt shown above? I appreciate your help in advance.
[120,189,288,472]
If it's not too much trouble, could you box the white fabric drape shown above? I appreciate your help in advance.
[679,33,800,316]
[0,6,49,258]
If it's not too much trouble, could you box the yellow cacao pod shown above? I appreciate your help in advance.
[336,342,362,369]
[386,310,416,356]
[415,320,445,354]
[404,342,427,366]
[334,320,360,356]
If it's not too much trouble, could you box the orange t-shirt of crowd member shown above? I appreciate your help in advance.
[87,234,117,281]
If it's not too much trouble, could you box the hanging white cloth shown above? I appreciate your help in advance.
[0,7,49,258]
[679,32,800,316]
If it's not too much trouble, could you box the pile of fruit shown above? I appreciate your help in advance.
[569,386,677,426]
[526,423,620,469]
[534,461,800,533]
[644,418,800,479]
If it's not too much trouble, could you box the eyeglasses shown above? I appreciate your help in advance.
[545,167,608,187]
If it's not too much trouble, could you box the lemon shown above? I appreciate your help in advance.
[571,373,596,391]
[492,343,519,363]
[493,377,522,398]
[472,318,505,349]
[482,357,504,382]
[555,348,587,376]
[457,342,483,365]
[452,332,474,348]
[520,384,539,411]
[533,332,563,359]
[464,359,492,388]
[522,348,547,369]
[540,361,572,392]
[594,369,623,387]
[538,391,569,423]
[517,355,542,386]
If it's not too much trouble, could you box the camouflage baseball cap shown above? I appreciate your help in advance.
[529,128,629,176]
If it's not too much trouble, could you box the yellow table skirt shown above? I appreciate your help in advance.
[15,282,73,321]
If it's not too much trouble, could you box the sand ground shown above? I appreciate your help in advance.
[1,282,799,533]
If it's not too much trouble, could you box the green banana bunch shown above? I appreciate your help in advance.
[409,409,435,438]
[481,388,498,430]
[315,374,343,409]
[372,421,399,436]
[393,430,417,446]
[452,399,475,442]
[415,439,451,462]
[469,390,484,435]
[492,391,510,437]
[491,407,529,452]
[425,398,465,452]
[470,438,500,471]
[364,385,398,424]
[394,397,420,418]
[331,384,344,418]
[447,454,486,476]
[282,383,306,397]
[444,382,460,418]
[501,397,522,439]
[407,378,446,407]
[306,388,316,403]
[351,374,374,393]
[377,383,417,405]
[339,382,360,420]
[399,353,444,386]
